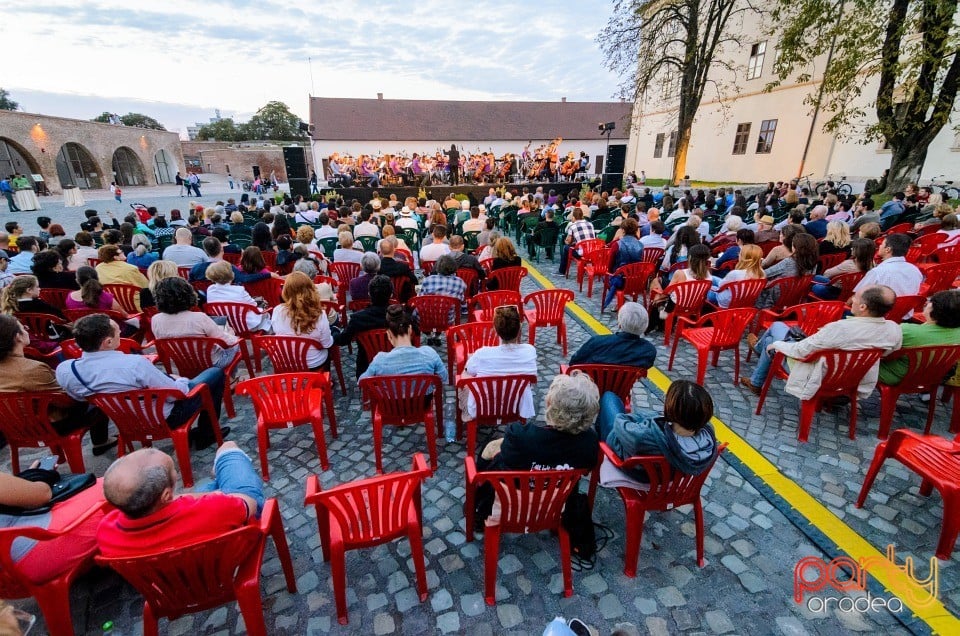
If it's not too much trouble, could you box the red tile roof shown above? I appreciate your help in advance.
[309,97,632,141]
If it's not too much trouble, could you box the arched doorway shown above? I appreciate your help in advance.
[153,149,176,184]
[0,138,42,180]
[56,142,101,190]
[111,146,146,186]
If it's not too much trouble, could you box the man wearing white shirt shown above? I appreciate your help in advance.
[163,228,208,267]
[483,187,497,207]
[396,207,420,231]
[316,216,340,240]
[420,225,452,262]
[640,220,667,249]
[854,233,923,300]
[462,207,485,233]
[353,209,380,238]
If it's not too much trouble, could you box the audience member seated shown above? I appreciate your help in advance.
[818,222,852,256]
[126,235,158,270]
[597,380,718,485]
[333,232,364,265]
[251,222,274,252]
[163,228,208,268]
[190,237,272,285]
[420,226,452,263]
[2,275,66,320]
[140,260,179,310]
[358,303,446,383]
[740,285,901,396]
[449,235,485,282]
[761,225,804,269]
[420,254,467,302]
[271,271,334,370]
[65,267,136,334]
[205,261,272,333]
[854,233,923,300]
[810,238,875,299]
[239,246,272,277]
[350,252,381,302]
[713,228,754,274]
[460,305,537,421]
[558,206,597,276]
[377,237,418,302]
[31,249,79,290]
[485,238,523,291]
[95,245,149,291]
[151,277,241,370]
[569,302,656,368]
[602,219,644,310]
[69,232,99,272]
[708,244,765,308]
[804,205,829,239]
[7,236,39,274]
[353,209,380,238]
[647,244,712,332]
[97,442,263,556]
[56,313,228,449]
[757,232,818,309]
[754,215,779,243]
[878,290,960,385]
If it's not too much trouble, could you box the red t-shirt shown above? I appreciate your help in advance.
[97,493,250,557]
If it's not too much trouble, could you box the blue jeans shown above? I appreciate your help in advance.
[195,447,265,516]
[167,367,225,440]
[596,392,626,441]
[558,244,575,274]
[810,275,839,299]
[706,289,719,305]
[750,322,791,386]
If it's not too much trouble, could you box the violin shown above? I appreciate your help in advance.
[498,153,512,181]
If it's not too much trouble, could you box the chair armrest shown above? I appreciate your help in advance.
[559,364,570,375]
[304,474,321,505]
[259,497,278,532]
[464,456,479,484]
[599,441,626,468]
[411,453,430,475]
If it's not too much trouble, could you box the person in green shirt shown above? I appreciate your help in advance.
[11,174,31,190]
[878,290,960,385]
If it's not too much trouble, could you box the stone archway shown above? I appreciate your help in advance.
[111,146,147,186]
[0,137,42,180]
[56,142,102,189]
[153,149,177,184]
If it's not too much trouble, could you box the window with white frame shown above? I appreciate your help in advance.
[756,119,778,154]
[748,42,766,80]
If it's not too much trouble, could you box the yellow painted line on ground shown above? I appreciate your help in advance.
[522,258,959,634]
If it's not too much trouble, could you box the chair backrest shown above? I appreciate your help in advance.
[764,275,814,312]
[89,388,191,440]
[260,250,277,270]
[921,262,960,295]
[881,345,960,392]
[356,329,393,362]
[714,259,737,273]
[205,301,262,337]
[456,267,479,299]
[447,322,499,358]
[936,243,960,264]
[641,247,665,266]
[803,348,886,397]
[463,231,480,251]
[96,526,262,619]
[359,374,442,426]
[701,308,758,347]
[478,258,494,274]
[223,252,242,266]
[318,237,339,258]
[565,364,648,403]
[816,252,847,274]
[472,290,522,321]
[306,454,431,548]
[457,375,537,425]
[252,335,316,372]
[395,249,414,267]
[16,312,67,343]
[177,266,191,280]
[58,337,143,359]
[476,465,585,534]
[575,238,605,256]
[348,298,371,312]
[617,262,658,297]
[236,372,330,423]
[523,289,573,324]
[243,277,284,309]
[358,236,379,252]
[329,262,360,287]
[757,240,780,256]
[38,288,71,311]
[155,337,230,377]
[63,307,129,323]
[487,267,528,293]
[884,294,926,323]
[828,271,865,302]
[103,284,142,314]
[420,260,436,277]
[0,391,74,447]
[604,442,725,510]
[409,295,460,334]
[780,302,847,336]
[584,248,611,276]
[663,280,712,314]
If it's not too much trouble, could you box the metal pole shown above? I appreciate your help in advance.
[798,0,845,179]
[308,57,316,96]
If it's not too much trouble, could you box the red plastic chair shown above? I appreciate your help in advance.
[103,283,142,314]
[347,298,371,313]
[176,266,191,280]
[479,257,494,275]
[96,498,297,636]
[578,247,610,295]
[809,271,864,303]
[305,454,431,624]
[763,275,814,314]
[58,337,156,363]
[456,375,537,456]
[884,222,914,236]
[706,277,766,310]
[486,266,528,293]
[668,307,757,385]
[62,308,133,328]
[420,260,436,277]
[560,364,648,412]
[446,322,499,384]
[223,252,242,266]
[757,240,780,256]
[38,287,71,311]
[755,348,885,442]
[356,329,393,365]
[89,385,222,487]
[205,301,270,376]
[255,331,347,394]
[876,345,960,439]
[816,253,847,275]
[409,294,461,336]
[641,247,665,266]
[236,373,334,479]
[856,429,960,559]
[456,267,480,302]
[750,301,847,362]
[395,248,414,267]
[906,232,947,264]
[243,277,284,309]
[523,289,574,355]
[0,391,89,474]
[569,237,605,280]
[390,274,413,304]
[587,442,726,575]
[933,243,960,264]
[471,290,522,322]
[16,312,68,347]
[329,262,360,305]
[658,280,712,346]
[0,502,105,636]
[884,294,926,323]
[88,257,102,269]
[920,262,960,295]
[260,250,278,270]
[612,261,658,311]
[154,336,241,418]
[359,374,444,472]
[464,456,585,604]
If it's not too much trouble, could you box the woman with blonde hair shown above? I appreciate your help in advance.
[707,244,765,307]
[271,272,335,370]
[140,259,178,309]
[295,225,317,249]
[819,221,852,256]
[2,275,64,318]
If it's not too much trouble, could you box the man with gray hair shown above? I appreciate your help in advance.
[377,236,417,302]
[569,302,657,368]
[96,442,263,556]
[349,252,381,301]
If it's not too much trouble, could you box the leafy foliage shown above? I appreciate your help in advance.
[196,102,304,141]
[196,118,241,141]
[0,88,18,111]
[92,111,166,130]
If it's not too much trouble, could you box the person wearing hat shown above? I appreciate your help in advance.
[396,206,419,232]
[0,250,12,289]
[755,215,779,243]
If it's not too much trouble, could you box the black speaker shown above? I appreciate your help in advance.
[252,165,261,180]
[289,178,310,199]
[602,174,624,193]
[283,146,308,180]
[605,144,627,175]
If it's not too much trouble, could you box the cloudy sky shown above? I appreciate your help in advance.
[7,0,623,138]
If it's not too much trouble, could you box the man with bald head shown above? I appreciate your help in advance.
[162,227,207,266]
[96,442,262,556]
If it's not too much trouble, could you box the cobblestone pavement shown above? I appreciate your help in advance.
[4,220,954,634]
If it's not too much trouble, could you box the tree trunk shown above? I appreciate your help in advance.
[671,125,692,185]
[884,142,929,195]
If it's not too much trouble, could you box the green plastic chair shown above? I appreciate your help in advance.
[463,231,480,252]
[358,236,379,252]
[319,237,339,258]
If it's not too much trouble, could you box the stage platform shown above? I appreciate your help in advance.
[321,180,584,205]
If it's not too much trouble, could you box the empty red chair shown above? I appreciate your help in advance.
[641,247,665,266]
[920,262,960,296]
[809,271,864,303]
[706,277,766,311]
[0,503,105,636]
[578,247,610,295]
[464,456,585,604]
[103,283,142,313]
[456,267,479,301]
[755,348,885,442]
[409,294,461,336]
[856,429,960,559]
[876,345,960,439]
[560,364,648,412]
[0,391,90,473]
[612,262,658,311]
[456,375,537,456]
[359,374,444,472]
[569,238,605,280]
[89,385,222,487]
[243,277,283,309]
[420,260,436,276]
[884,294,926,323]
[816,253,847,274]
[154,336,241,418]
[658,279,712,346]
[236,373,334,479]
[204,301,269,376]
[668,307,757,385]
[486,266,527,293]
[471,290,522,322]
[38,288,71,311]
[96,498,296,636]
[305,454,431,624]
[523,289,574,355]
[446,322,499,384]
[587,442,726,575]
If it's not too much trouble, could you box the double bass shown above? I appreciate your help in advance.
[498,153,513,181]
[546,137,563,176]
[560,151,577,179]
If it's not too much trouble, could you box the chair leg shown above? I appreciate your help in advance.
[373,417,384,474]
[330,347,348,395]
[235,581,269,636]
[694,498,706,567]
[732,346,741,386]
[924,387,940,435]
[142,602,159,636]
[269,510,298,592]
[483,525,501,605]
[171,429,194,487]
[9,445,20,475]
[622,501,645,578]
[34,581,77,636]
[559,322,567,357]
[311,416,330,471]
[667,333,681,371]
[855,441,889,507]
[324,389,338,438]
[239,340,255,377]
[223,388,236,419]
[424,414,438,472]
[407,521,429,602]
[848,394,860,439]
[696,348,709,385]
[464,482,476,543]
[258,423,270,480]
[330,544,349,624]
[63,439,86,474]
[558,526,574,597]
[797,399,818,443]
[878,388,898,439]
[528,322,537,348]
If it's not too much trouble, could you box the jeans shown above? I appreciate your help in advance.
[596,392,625,441]
[706,289,719,305]
[810,275,839,299]
[166,367,225,441]
[602,275,623,310]
[750,321,791,387]
[558,244,575,275]
[4,192,19,211]
[195,447,265,516]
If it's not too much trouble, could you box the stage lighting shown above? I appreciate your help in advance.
[598,122,616,133]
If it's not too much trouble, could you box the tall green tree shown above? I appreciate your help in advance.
[770,0,960,193]
[245,101,305,141]
[92,111,166,130]
[599,0,759,184]
[196,118,240,141]
[0,88,18,111]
